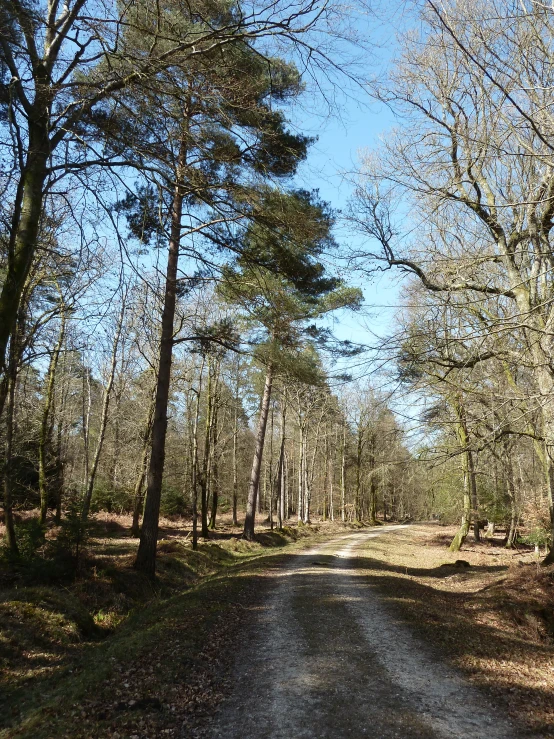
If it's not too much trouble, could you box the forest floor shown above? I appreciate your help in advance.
[0,513,355,738]
[210,525,551,739]
[1,520,554,738]
[359,523,554,737]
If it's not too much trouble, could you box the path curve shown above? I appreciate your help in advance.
[209,526,518,739]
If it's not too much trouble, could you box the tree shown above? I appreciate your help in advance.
[0,0,351,384]
[127,33,312,575]
[220,188,362,539]
[351,0,554,561]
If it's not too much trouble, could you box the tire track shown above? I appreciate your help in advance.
[208,527,518,739]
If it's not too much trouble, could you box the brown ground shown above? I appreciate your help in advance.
[2,519,553,738]
[0,513,349,738]
[359,524,554,737]
[210,526,518,739]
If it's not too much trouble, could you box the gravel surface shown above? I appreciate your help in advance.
[210,527,519,739]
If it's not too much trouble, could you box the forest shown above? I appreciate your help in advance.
[0,0,427,573]
[2,0,554,736]
[1,0,552,573]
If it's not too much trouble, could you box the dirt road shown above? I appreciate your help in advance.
[210,526,518,739]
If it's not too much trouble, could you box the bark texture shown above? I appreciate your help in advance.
[243,363,274,540]
[134,138,187,577]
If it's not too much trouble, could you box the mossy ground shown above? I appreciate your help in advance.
[0,514,355,738]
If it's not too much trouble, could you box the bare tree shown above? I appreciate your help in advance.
[352,0,554,559]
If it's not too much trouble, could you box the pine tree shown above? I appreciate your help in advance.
[107,15,313,576]
[219,189,362,539]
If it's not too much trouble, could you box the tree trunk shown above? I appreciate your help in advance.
[232,376,239,526]
[131,448,149,538]
[484,521,495,538]
[303,429,310,523]
[542,446,554,565]
[263,457,268,523]
[209,382,220,530]
[0,125,49,378]
[323,432,329,521]
[134,136,187,577]
[329,424,336,521]
[450,402,473,552]
[200,357,213,539]
[369,479,377,524]
[81,299,125,521]
[504,452,518,548]
[81,368,92,500]
[243,363,273,540]
[209,454,219,530]
[468,449,480,542]
[284,452,289,519]
[356,424,363,521]
[191,358,205,552]
[504,362,554,563]
[108,385,124,499]
[368,437,377,525]
[341,422,346,523]
[276,401,286,529]
[449,452,471,552]
[451,458,473,555]
[131,398,155,537]
[39,299,65,523]
[304,411,323,524]
[2,327,21,554]
[268,403,274,530]
[54,348,71,523]
[298,432,304,522]
[515,352,554,564]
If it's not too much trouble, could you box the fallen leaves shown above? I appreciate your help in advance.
[365,524,554,737]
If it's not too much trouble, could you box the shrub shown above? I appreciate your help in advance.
[91,480,133,514]
[16,518,46,558]
[47,498,92,574]
[519,526,551,549]
[160,487,189,518]
[1,518,46,561]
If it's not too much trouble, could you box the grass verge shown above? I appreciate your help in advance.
[1,517,353,738]
[356,523,554,738]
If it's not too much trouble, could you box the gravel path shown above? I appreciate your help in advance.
[210,526,518,739]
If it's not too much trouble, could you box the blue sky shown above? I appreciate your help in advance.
[292,90,402,364]
[289,81,429,441]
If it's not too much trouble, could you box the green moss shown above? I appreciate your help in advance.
[0,521,345,738]
[0,587,97,643]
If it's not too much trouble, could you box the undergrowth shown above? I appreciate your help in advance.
[0,516,337,735]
